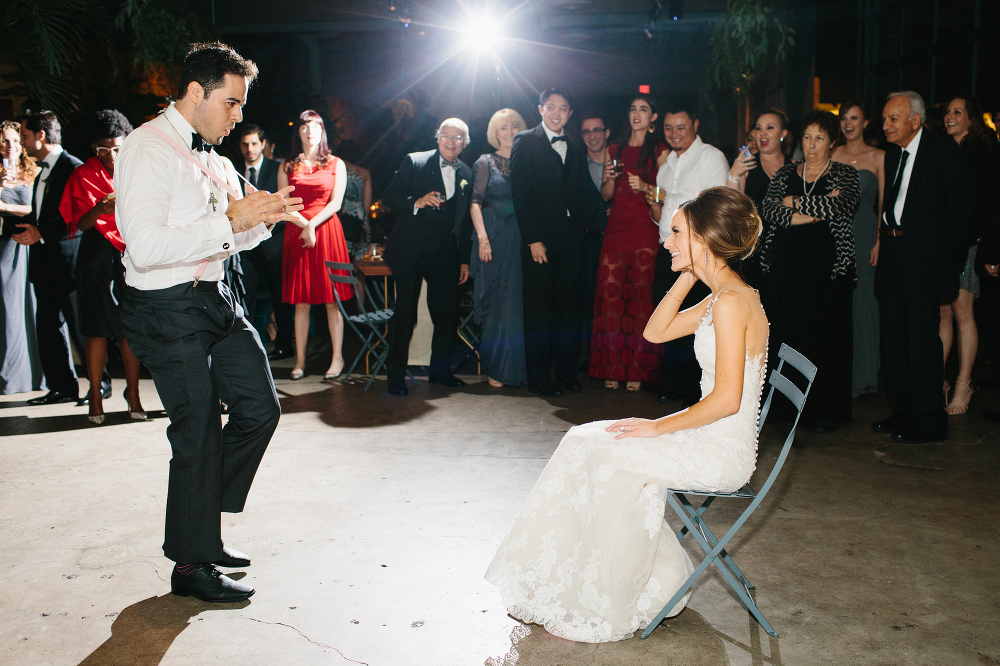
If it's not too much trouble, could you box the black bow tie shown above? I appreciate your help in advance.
[441,159,458,169]
[38,162,49,170]
[550,135,567,144]
[191,133,213,153]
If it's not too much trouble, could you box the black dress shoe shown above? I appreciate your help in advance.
[387,382,409,396]
[872,414,910,434]
[101,381,112,400]
[28,390,79,406]
[428,373,466,388]
[213,545,251,568]
[528,382,564,398]
[557,378,582,392]
[171,563,254,602]
[891,425,947,444]
[268,347,294,361]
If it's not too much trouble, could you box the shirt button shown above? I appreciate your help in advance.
[223,242,230,250]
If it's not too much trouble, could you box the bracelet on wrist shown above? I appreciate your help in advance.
[727,174,741,184]
[665,291,683,304]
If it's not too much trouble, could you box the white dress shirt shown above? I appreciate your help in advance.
[33,144,64,219]
[440,156,457,200]
[114,103,268,290]
[887,127,922,226]
[244,155,263,184]
[542,123,568,164]
[655,136,730,243]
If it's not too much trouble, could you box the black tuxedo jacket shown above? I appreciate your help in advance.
[884,129,972,296]
[381,149,473,275]
[510,124,590,253]
[29,149,82,286]
[240,156,280,195]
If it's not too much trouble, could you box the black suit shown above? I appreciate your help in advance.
[510,124,590,386]
[876,129,972,433]
[30,150,84,395]
[382,149,473,385]
[238,157,293,350]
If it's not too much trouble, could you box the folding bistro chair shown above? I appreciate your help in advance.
[326,261,394,391]
[641,343,818,639]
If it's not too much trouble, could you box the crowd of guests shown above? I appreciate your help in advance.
[1,87,998,443]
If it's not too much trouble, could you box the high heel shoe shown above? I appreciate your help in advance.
[124,390,147,421]
[488,377,503,388]
[605,380,619,390]
[290,368,306,381]
[945,379,973,415]
[943,380,951,407]
[88,414,105,425]
[323,360,345,381]
[626,381,641,392]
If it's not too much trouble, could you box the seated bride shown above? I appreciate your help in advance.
[485,186,769,643]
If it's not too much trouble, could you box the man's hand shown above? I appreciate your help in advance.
[985,263,999,278]
[415,191,443,209]
[459,263,470,284]
[226,186,302,234]
[12,223,41,245]
[529,241,548,264]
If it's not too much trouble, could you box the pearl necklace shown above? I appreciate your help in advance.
[802,159,830,195]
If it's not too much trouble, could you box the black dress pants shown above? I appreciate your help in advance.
[240,227,293,350]
[875,236,947,433]
[121,281,280,563]
[521,246,583,386]
[387,242,459,385]
[34,277,79,395]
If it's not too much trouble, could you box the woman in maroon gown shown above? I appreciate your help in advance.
[590,95,669,391]
[278,110,352,380]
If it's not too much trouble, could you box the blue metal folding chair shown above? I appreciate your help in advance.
[640,343,818,639]
[326,261,394,391]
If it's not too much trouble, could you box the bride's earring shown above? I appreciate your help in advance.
[704,249,708,267]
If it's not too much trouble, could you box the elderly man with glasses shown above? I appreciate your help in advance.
[381,118,474,395]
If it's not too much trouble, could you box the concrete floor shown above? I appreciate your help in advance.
[2,362,999,665]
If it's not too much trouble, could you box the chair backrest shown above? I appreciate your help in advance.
[325,260,368,316]
[752,343,817,498]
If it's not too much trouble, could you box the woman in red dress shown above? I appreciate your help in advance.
[278,110,352,380]
[590,95,669,392]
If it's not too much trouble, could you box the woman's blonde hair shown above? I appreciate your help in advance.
[0,121,39,182]
[486,108,526,150]
[678,187,763,270]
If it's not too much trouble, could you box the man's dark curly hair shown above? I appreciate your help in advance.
[91,109,133,143]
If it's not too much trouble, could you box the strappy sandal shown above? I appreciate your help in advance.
[605,380,619,390]
[488,377,503,388]
[945,379,973,415]
[943,379,951,406]
[626,382,641,392]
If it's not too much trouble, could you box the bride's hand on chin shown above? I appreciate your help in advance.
[607,417,660,439]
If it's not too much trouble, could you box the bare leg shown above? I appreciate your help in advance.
[293,303,310,375]
[939,303,954,366]
[324,303,344,376]
[86,337,108,418]
[947,289,978,414]
[119,337,144,413]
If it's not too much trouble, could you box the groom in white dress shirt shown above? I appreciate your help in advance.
[115,42,302,603]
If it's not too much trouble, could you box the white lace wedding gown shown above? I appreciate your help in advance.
[486,293,767,642]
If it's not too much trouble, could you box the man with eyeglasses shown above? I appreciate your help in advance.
[381,118,474,395]
[579,112,612,355]
[16,110,88,406]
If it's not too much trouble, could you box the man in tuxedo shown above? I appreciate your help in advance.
[381,118,473,395]
[510,88,591,397]
[235,124,293,360]
[14,110,93,405]
[872,91,972,443]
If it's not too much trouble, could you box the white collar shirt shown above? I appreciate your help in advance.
[114,103,268,290]
[439,155,457,200]
[244,155,264,181]
[542,124,568,164]
[889,127,922,225]
[33,144,64,219]
[655,136,730,243]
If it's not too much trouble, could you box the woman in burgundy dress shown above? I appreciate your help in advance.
[590,95,669,391]
[278,110,352,381]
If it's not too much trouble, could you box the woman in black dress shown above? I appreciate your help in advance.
[761,111,861,432]
[60,110,144,423]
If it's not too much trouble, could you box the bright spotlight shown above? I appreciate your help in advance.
[462,14,504,52]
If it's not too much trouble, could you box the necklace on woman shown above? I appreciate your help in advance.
[802,159,830,196]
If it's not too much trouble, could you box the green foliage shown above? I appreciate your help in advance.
[0,0,105,114]
[115,0,215,70]
[707,0,796,93]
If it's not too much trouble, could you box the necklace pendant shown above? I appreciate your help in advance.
[208,192,219,212]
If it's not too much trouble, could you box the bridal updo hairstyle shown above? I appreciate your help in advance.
[678,187,763,270]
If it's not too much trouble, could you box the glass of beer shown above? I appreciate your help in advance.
[650,186,666,203]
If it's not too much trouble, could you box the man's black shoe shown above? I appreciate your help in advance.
[872,415,910,434]
[170,563,254,602]
[213,545,251,568]
[268,347,294,361]
[28,390,79,406]
[428,373,466,388]
[528,382,564,398]
[101,381,112,399]
[891,425,947,444]
[557,378,582,392]
[387,382,409,396]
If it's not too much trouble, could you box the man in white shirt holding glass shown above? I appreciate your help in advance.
[115,42,302,603]
[647,104,729,405]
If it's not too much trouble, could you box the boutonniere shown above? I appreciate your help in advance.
[459,179,468,193]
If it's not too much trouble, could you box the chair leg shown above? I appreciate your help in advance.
[674,495,754,592]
